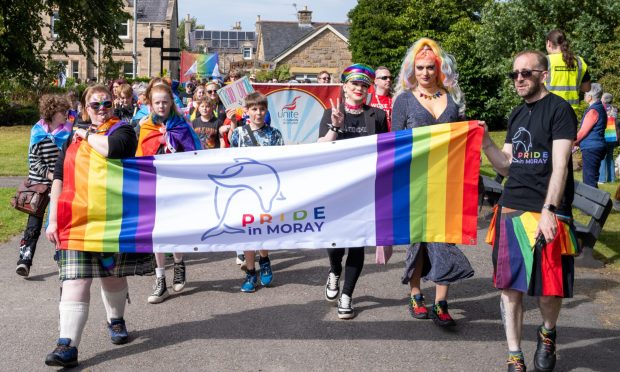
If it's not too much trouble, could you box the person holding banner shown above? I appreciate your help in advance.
[44,85,152,367]
[230,92,283,292]
[136,80,202,304]
[391,38,473,328]
[318,63,388,319]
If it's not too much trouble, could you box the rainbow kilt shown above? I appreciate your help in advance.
[486,207,579,297]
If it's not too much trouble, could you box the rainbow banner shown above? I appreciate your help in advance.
[604,115,618,143]
[57,121,483,253]
[180,51,219,83]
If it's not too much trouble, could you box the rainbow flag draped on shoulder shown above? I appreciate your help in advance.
[57,121,483,253]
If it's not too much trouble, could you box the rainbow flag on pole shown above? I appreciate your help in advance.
[180,51,219,83]
[57,121,483,253]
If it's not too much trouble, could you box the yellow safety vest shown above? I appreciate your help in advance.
[545,53,587,110]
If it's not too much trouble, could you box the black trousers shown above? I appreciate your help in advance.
[326,247,365,297]
[20,214,44,259]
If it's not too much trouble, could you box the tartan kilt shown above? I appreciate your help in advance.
[57,250,155,281]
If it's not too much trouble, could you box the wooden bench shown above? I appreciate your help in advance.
[479,176,612,267]
[572,181,613,267]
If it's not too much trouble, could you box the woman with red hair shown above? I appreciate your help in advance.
[392,38,473,328]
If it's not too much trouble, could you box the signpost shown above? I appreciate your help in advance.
[142,30,180,76]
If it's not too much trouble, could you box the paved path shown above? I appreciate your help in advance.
[0,176,23,188]
[0,226,619,371]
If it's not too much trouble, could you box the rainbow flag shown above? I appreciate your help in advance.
[57,121,483,253]
[604,115,618,143]
[180,51,219,83]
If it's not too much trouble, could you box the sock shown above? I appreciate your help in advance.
[508,350,524,360]
[258,255,270,264]
[173,254,183,264]
[541,324,556,336]
[101,286,128,323]
[59,301,89,348]
[155,267,165,278]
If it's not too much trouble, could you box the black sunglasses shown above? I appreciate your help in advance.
[507,69,544,80]
[376,76,392,80]
[206,90,217,94]
[88,101,113,110]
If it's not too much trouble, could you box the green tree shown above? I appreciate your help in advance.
[596,25,620,101]
[0,0,129,83]
[178,16,205,51]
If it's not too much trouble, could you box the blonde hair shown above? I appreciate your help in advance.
[394,38,465,115]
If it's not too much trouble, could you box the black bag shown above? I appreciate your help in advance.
[10,179,50,217]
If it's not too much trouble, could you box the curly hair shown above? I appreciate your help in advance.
[394,37,465,115]
[39,94,71,123]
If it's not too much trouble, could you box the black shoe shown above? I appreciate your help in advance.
[507,355,527,372]
[534,326,556,372]
[148,276,169,304]
[429,301,456,327]
[16,259,31,277]
[172,261,186,292]
[337,294,355,319]
[45,338,78,367]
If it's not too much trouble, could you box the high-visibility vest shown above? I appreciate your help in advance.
[546,53,587,110]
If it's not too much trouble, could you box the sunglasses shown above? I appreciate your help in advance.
[88,101,113,110]
[507,69,544,80]
[376,76,392,80]
[206,90,217,94]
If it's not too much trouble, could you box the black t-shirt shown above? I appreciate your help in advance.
[53,124,138,181]
[192,116,222,149]
[500,93,577,215]
[318,106,388,140]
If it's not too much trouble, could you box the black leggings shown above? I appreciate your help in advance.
[326,247,364,297]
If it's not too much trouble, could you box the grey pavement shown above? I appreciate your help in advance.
[0,176,23,188]
[0,224,619,371]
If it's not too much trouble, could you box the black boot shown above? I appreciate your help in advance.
[534,325,556,372]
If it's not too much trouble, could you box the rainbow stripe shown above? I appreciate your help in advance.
[57,143,157,252]
[375,121,482,245]
[604,116,617,142]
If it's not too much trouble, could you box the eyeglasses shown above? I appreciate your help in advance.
[206,90,217,94]
[507,69,544,80]
[376,76,392,80]
[318,77,330,81]
[88,101,113,110]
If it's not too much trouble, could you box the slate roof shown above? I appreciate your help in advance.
[259,21,349,61]
[136,0,170,23]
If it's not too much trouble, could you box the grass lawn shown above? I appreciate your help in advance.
[0,188,26,242]
[482,130,620,268]
[0,126,30,176]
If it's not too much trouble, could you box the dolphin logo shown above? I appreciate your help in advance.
[201,158,286,240]
[282,96,301,111]
[512,127,532,153]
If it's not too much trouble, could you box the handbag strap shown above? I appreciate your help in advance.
[244,125,261,147]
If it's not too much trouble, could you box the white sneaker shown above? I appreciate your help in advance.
[324,272,340,302]
[337,294,355,319]
[172,261,186,292]
[148,276,169,304]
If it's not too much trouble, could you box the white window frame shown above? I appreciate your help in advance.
[119,20,129,39]
[71,60,79,79]
[243,47,252,60]
[51,12,60,38]
[123,62,133,78]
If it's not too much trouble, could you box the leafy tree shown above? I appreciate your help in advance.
[0,0,129,83]
[178,16,204,51]
[596,25,620,101]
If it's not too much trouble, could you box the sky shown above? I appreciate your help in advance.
[178,0,358,31]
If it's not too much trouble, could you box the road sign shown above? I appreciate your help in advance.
[162,56,180,61]
[143,37,163,48]
[162,48,180,53]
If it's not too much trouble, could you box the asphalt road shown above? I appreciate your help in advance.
[1,225,619,371]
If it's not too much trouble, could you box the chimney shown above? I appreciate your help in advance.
[232,21,241,30]
[297,6,312,27]
[184,14,192,48]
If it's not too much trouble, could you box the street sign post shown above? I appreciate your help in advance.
[143,37,163,48]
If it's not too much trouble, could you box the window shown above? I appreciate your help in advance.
[195,30,203,39]
[243,47,252,60]
[51,12,60,37]
[71,61,79,79]
[119,20,129,38]
[123,63,133,78]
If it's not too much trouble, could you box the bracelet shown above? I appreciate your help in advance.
[327,123,343,134]
[85,130,90,141]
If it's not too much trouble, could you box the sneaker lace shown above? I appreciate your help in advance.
[506,356,525,372]
[153,277,165,292]
[541,333,555,353]
[339,295,351,309]
[327,273,339,290]
[173,263,185,283]
[53,344,72,354]
[435,304,453,321]
[110,322,125,333]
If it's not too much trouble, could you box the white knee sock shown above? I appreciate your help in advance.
[59,301,89,347]
[101,286,128,323]
[155,267,165,278]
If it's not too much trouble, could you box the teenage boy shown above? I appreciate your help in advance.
[229,92,283,292]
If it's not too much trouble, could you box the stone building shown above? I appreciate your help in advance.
[42,0,180,82]
[255,6,351,82]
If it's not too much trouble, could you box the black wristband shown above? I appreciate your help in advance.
[327,123,343,134]
[542,203,557,213]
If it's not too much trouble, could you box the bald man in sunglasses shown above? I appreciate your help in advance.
[480,50,578,372]
[370,66,393,130]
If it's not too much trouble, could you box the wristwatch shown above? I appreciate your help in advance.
[542,203,557,213]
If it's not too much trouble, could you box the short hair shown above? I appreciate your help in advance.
[586,83,603,101]
[228,69,241,79]
[118,83,133,98]
[39,94,71,122]
[134,82,148,96]
[197,97,216,109]
[514,50,548,71]
[375,66,390,73]
[602,92,613,104]
[318,70,330,77]
[82,85,112,121]
[244,92,268,109]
